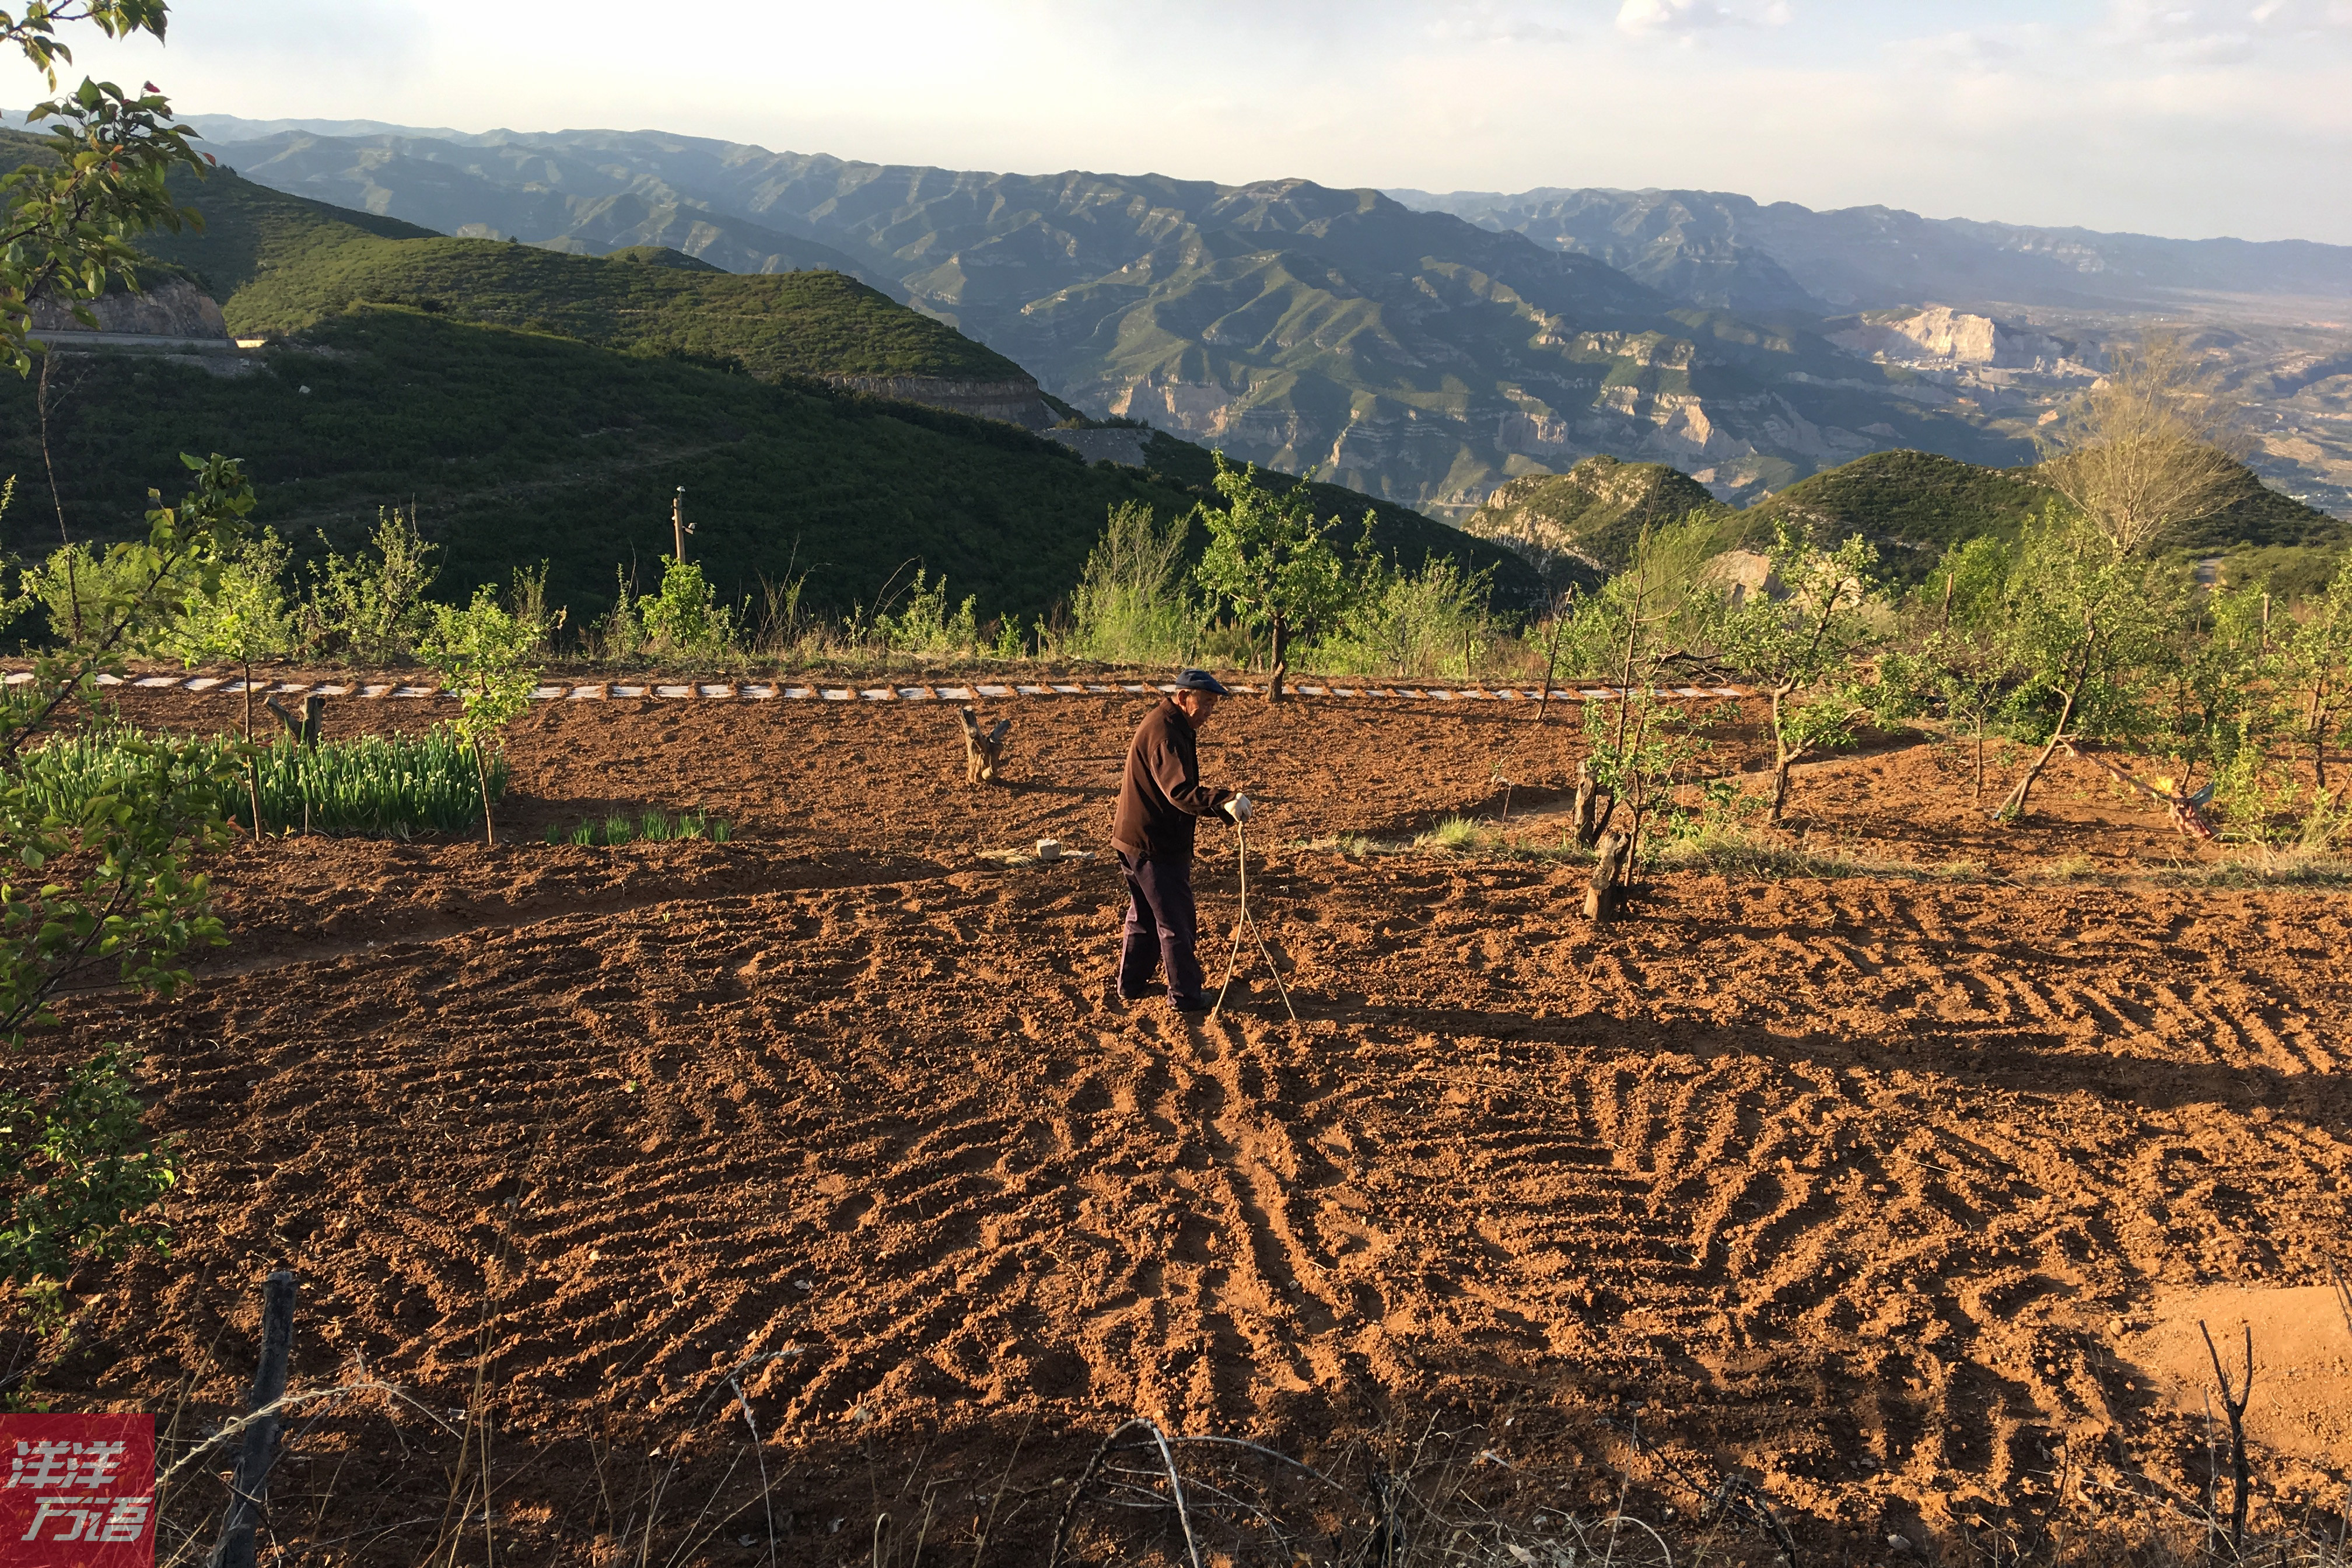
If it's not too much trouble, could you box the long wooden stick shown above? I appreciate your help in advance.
[211,1270,298,1568]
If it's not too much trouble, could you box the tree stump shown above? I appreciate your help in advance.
[264,693,326,748]
[1571,760,1598,846]
[958,706,1010,784]
[1584,831,1629,923]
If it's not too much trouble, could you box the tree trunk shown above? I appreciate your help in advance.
[1584,832,1629,922]
[2311,691,2331,795]
[1764,684,1797,826]
[473,735,496,847]
[1973,718,1986,800]
[1534,612,1566,724]
[1268,615,1289,704]
[1999,672,2083,822]
[1571,761,1598,846]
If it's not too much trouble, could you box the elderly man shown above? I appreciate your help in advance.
[1111,669,1253,1012]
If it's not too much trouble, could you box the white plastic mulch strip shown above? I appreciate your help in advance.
[61,671,1755,704]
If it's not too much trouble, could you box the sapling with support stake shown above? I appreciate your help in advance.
[419,584,543,846]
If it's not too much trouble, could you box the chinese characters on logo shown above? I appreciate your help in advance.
[0,1416,154,1567]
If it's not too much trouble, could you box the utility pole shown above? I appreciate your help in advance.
[672,486,689,562]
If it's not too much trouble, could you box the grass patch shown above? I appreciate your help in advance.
[1417,816,1493,853]
[544,810,732,847]
[22,725,502,836]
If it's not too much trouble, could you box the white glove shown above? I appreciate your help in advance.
[1223,794,1253,824]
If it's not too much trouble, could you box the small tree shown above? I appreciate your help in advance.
[1992,508,2182,821]
[419,585,541,846]
[1711,521,1882,824]
[1883,536,2020,799]
[2159,576,2276,828]
[167,527,295,836]
[1192,456,1349,702]
[2277,554,2352,794]
[635,555,737,659]
[2041,335,2245,556]
[1563,514,1721,842]
[1,453,254,1289]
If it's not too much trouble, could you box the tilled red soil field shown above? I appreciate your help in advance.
[22,686,2352,1566]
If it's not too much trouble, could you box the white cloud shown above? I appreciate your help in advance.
[1616,0,1790,37]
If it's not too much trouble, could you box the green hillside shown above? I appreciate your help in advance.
[191,128,2043,514]
[1,306,1172,621]
[1462,456,1729,589]
[2,307,1542,620]
[2,136,1544,619]
[1741,448,2349,582]
[220,234,1025,382]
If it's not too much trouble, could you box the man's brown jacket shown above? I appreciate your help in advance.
[1111,698,1233,859]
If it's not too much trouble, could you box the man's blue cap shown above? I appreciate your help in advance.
[1171,668,1230,695]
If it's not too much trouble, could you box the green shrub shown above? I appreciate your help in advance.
[1070,501,1191,663]
[1312,550,1496,680]
[299,505,440,663]
[635,556,737,658]
[874,569,981,657]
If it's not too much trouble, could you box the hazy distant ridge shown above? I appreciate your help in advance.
[1385,186,2352,313]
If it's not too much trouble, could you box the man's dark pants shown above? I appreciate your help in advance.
[1117,850,1205,1005]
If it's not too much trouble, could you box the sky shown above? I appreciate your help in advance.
[9,0,2352,243]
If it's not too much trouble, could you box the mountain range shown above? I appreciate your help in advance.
[146,116,2352,527]
[161,118,2051,517]
[1388,187,2352,317]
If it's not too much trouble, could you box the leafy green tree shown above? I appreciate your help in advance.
[419,584,541,846]
[1990,507,2182,821]
[1711,521,1883,824]
[1192,455,1349,702]
[3,23,208,371]
[1559,514,1723,857]
[1,453,255,1290]
[2277,554,2352,795]
[2158,576,2275,828]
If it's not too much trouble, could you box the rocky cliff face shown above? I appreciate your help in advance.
[1828,306,2080,372]
[30,278,228,340]
[819,373,1052,430]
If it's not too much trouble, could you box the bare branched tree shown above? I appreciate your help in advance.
[2039,335,2248,557]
